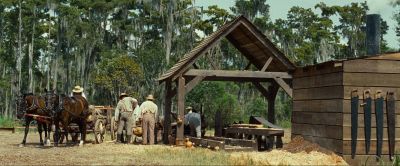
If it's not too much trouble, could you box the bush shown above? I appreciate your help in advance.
[0,116,15,127]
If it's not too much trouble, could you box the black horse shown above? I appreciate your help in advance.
[45,92,89,146]
[16,93,51,147]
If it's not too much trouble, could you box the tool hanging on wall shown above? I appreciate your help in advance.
[351,90,359,159]
[386,92,396,161]
[362,90,372,154]
[374,91,384,160]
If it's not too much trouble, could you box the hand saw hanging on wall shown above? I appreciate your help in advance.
[362,90,372,154]
[351,90,359,159]
[386,92,396,161]
[374,91,384,160]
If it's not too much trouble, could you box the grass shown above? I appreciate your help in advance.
[0,116,15,128]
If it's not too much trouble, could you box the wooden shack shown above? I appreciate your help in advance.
[292,53,400,165]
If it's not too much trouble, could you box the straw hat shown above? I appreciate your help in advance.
[186,106,193,110]
[146,94,155,101]
[72,86,83,93]
[119,93,128,99]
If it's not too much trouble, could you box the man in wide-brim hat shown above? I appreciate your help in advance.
[184,106,201,138]
[119,92,128,99]
[114,92,137,144]
[140,94,158,145]
[71,85,86,99]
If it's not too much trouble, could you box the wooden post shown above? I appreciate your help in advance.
[176,76,185,146]
[163,80,172,144]
[215,110,223,137]
[267,81,279,124]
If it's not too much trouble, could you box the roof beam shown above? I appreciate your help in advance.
[261,57,273,72]
[273,78,292,98]
[184,69,292,79]
[185,76,205,93]
[252,82,269,97]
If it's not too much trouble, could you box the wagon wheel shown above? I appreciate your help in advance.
[110,117,117,140]
[94,119,105,144]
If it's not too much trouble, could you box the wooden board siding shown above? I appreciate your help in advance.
[293,86,344,100]
[343,155,398,166]
[342,100,400,114]
[342,126,400,141]
[293,100,343,113]
[293,61,343,78]
[343,59,400,74]
[343,114,400,127]
[343,140,400,155]
[343,72,400,88]
[291,123,342,140]
[292,112,342,126]
[293,72,343,89]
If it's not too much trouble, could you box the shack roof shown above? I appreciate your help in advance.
[158,15,296,83]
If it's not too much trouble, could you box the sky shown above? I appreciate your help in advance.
[194,0,399,49]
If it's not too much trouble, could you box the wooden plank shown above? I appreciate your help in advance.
[343,140,400,155]
[344,59,400,73]
[184,76,205,93]
[202,136,257,149]
[0,127,15,133]
[291,134,343,154]
[261,57,273,72]
[342,126,400,141]
[293,99,343,113]
[188,137,225,150]
[184,69,292,79]
[230,124,264,128]
[225,127,284,136]
[293,72,343,89]
[252,82,269,97]
[343,72,400,87]
[343,113,400,127]
[274,78,293,98]
[343,99,400,114]
[343,154,397,166]
[293,61,343,78]
[176,76,185,145]
[292,112,342,126]
[293,86,343,100]
[291,123,342,139]
[343,86,400,100]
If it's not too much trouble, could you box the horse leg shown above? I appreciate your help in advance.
[20,118,32,147]
[38,123,44,146]
[43,123,51,146]
[78,121,86,146]
[53,121,60,147]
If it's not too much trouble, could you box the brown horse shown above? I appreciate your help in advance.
[52,94,89,146]
[16,93,52,147]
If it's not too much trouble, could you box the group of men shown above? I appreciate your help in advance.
[114,93,158,145]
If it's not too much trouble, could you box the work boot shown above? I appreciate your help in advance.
[115,134,122,144]
[126,135,132,144]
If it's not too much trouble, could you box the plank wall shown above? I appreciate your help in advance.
[292,61,344,154]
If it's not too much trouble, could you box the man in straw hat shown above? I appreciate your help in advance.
[71,85,86,99]
[114,92,136,144]
[184,106,201,138]
[140,94,158,145]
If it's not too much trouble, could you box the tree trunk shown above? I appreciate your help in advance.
[28,5,36,93]
[17,0,22,93]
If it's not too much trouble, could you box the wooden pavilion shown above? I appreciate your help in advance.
[157,16,295,145]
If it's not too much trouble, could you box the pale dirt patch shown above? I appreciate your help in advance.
[0,131,347,165]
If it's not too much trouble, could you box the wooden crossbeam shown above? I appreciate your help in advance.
[274,78,292,98]
[261,57,273,72]
[184,69,292,79]
[185,76,205,93]
[252,82,269,97]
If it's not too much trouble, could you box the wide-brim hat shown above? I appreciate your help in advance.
[72,86,83,93]
[146,95,155,100]
[186,106,193,110]
[119,93,128,99]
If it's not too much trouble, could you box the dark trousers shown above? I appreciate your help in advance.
[117,112,133,136]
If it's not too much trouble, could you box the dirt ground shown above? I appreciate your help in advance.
[0,130,347,165]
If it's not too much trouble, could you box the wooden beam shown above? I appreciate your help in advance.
[252,82,269,97]
[184,69,292,79]
[176,76,185,146]
[185,76,205,93]
[261,57,273,72]
[274,78,293,98]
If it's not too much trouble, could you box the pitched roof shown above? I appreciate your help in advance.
[158,15,296,83]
